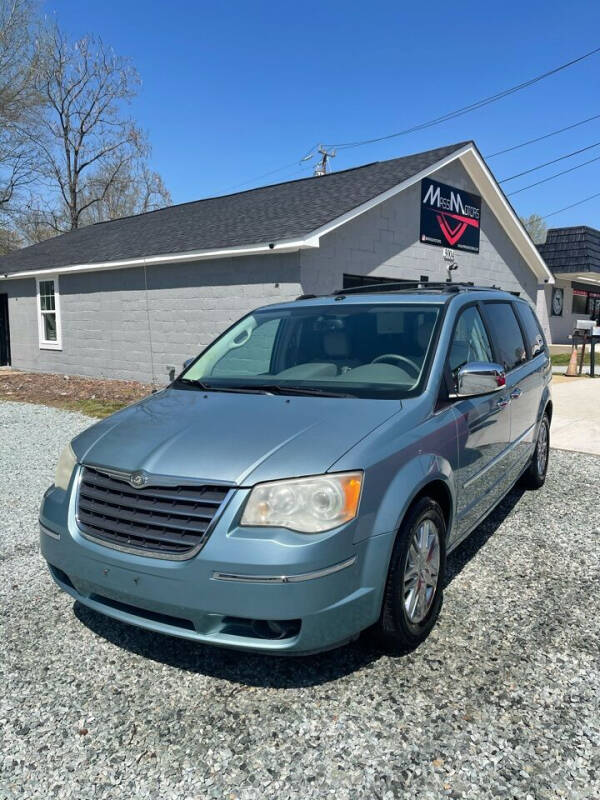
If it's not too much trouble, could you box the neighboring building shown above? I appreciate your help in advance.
[537,226,600,343]
[0,141,553,382]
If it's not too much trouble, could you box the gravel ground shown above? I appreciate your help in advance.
[1,400,599,800]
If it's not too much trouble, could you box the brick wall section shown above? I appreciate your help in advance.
[143,255,301,382]
[300,160,539,303]
[5,254,301,382]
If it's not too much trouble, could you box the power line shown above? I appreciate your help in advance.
[215,48,600,195]
[499,140,600,182]
[541,191,600,220]
[486,113,600,158]
[507,153,600,196]
[212,93,600,199]
[323,46,600,151]
[219,159,311,194]
[217,144,318,194]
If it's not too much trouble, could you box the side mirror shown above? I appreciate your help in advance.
[531,335,544,356]
[453,361,506,398]
[182,358,194,370]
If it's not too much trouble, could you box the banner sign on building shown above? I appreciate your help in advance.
[420,178,481,253]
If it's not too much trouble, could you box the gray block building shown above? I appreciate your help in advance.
[0,141,553,383]
[537,226,600,343]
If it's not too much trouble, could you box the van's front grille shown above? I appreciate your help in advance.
[76,466,230,558]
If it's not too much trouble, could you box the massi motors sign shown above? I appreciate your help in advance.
[420,178,481,253]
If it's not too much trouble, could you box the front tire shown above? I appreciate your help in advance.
[374,497,446,655]
[521,414,550,489]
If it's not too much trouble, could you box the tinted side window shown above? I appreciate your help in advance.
[482,302,527,371]
[448,306,493,373]
[515,303,546,357]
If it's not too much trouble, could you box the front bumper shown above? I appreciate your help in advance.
[40,476,394,654]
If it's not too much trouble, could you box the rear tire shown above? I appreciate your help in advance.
[374,497,446,655]
[521,414,550,490]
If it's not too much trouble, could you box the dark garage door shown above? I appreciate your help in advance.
[343,273,425,290]
[0,294,11,366]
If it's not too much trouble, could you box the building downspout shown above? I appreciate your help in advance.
[143,264,157,385]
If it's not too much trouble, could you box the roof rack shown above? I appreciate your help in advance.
[330,281,501,296]
[294,281,505,301]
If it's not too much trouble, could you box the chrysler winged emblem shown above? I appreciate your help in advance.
[130,471,148,489]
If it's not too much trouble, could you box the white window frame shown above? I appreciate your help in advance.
[36,275,63,350]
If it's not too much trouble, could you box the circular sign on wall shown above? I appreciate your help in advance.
[551,287,564,317]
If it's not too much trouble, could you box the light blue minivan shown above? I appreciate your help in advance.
[40,282,551,655]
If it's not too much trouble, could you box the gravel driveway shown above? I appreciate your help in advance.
[1,400,599,800]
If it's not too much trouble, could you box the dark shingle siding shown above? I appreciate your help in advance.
[538,226,600,275]
[0,142,470,275]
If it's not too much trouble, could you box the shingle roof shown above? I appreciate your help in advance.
[0,142,470,275]
[538,226,600,275]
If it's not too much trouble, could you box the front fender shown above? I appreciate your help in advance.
[369,452,456,542]
[331,404,460,544]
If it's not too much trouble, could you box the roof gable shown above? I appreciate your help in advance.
[0,143,467,275]
[0,140,553,284]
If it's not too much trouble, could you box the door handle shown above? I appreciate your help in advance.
[510,388,522,400]
[497,396,511,409]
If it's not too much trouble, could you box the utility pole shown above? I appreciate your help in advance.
[314,145,336,176]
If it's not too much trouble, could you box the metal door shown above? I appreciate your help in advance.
[0,294,10,367]
[446,304,512,540]
[453,391,511,539]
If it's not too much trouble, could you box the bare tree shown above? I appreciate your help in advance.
[520,213,548,245]
[80,161,171,224]
[0,0,44,211]
[16,162,171,243]
[30,29,150,232]
[0,224,22,253]
[12,198,62,244]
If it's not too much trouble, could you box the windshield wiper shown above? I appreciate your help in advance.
[177,378,354,398]
[176,378,273,395]
[249,384,356,398]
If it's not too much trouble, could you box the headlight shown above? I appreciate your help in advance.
[241,472,363,533]
[54,443,77,490]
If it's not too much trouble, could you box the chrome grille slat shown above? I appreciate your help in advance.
[77,466,230,558]
[78,484,217,521]
[78,510,204,546]
[78,519,191,554]
[81,470,225,504]
[78,498,210,534]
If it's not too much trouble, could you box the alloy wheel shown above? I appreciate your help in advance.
[403,518,440,624]
[537,420,549,476]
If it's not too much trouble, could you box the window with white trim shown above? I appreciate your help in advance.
[37,276,62,349]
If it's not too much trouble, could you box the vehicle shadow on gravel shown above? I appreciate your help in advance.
[74,601,382,687]
[73,484,526,689]
[444,484,525,587]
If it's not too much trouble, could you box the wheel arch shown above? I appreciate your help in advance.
[367,454,457,546]
[370,473,452,649]
[540,380,552,425]
[410,479,453,534]
[362,459,456,630]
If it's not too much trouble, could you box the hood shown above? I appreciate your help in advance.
[73,386,401,485]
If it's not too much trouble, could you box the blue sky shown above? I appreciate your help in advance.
[45,0,600,228]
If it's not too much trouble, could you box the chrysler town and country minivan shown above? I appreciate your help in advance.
[40,282,551,655]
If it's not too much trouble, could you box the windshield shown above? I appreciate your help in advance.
[178,303,442,399]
